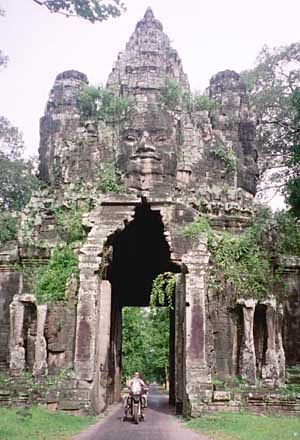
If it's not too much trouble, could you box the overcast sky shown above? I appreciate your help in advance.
[1,0,300,157]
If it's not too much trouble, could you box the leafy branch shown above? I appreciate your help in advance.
[32,0,125,23]
[150,272,176,308]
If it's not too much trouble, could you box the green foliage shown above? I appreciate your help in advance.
[122,307,169,384]
[53,203,86,243]
[240,42,300,184]
[0,116,39,211]
[98,162,123,193]
[209,228,271,299]
[0,212,18,243]
[78,84,132,123]
[161,81,215,113]
[181,215,273,300]
[192,93,215,112]
[180,216,212,242]
[122,307,147,381]
[32,245,78,303]
[0,116,24,159]
[185,411,300,440]
[213,146,237,171]
[150,272,176,308]
[181,210,300,300]
[0,156,39,211]
[161,79,183,109]
[275,210,300,255]
[0,405,97,440]
[32,0,125,23]
[211,134,238,171]
[285,89,300,217]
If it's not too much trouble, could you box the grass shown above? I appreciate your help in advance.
[185,412,300,440]
[0,406,98,440]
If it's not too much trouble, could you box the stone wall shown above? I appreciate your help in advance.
[0,241,21,370]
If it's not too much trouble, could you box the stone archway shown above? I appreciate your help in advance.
[74,196,210,416]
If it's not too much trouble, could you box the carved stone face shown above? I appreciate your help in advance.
[117,107,177,191]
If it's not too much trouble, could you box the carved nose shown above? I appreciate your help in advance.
[136,138,156,153]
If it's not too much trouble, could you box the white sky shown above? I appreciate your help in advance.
[1,0,300,157]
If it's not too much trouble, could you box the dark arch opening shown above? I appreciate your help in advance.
[107,201,178,306]
[105,201,180,406]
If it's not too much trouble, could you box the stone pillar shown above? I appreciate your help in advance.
[112,306,122,403]
[174,272,186,414]
[74,274,100,381]
[183,238,210,415]
[276,304,286,385]
[91,280,112,413]
[238,298,257,385]
[9,295,25,376]
[33,304,48,376]
[262,298,285,386]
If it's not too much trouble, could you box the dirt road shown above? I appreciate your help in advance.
[72,386,208,440]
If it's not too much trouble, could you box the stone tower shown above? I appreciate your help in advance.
[1,9,299,416]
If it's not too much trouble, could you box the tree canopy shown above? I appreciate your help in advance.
[241,42,300,212]
[32,0,125,23]
[122,307,169,384]
[0,116,39,211]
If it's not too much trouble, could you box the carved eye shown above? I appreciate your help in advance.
[125,134,137,143]
[157,136,168,143]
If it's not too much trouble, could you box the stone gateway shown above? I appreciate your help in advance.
[0,9,299,416]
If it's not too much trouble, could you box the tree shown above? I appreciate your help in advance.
[0,116,39,211]
[121,306,170,384]
[122,308,147,381]
[241,42,300,203]
[144,307,169,385]
[242,43,300,164]
[32,0,125,23]
[285,89,300,217]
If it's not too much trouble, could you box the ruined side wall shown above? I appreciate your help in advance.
[0,242,21,369]
[281,261,300,366]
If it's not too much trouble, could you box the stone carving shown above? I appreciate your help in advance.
[119,106,177,192]
[0,8,297,417]
[238,298,257,385]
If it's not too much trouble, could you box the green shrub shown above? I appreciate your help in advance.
[212,145,238,171]
[32,245,78,303]
[161,79,183,109]
[54,204,86,244]
[0,213,18,243]
[193,93,215,112]
[180,216,212,241]
[98,163,123,193]
[78,84,132,123]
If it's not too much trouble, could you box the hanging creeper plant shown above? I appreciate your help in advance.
[150,272,176,308]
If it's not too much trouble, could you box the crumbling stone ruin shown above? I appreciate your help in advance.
[0,8,300,416]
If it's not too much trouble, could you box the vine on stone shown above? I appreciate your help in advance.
[150,272,176,308]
